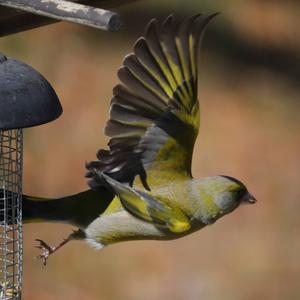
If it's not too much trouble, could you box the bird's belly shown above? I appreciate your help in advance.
[84,209,180,248]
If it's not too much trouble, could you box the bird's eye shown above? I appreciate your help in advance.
[235,188,245,198]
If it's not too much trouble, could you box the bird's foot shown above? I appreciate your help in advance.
[35,237,69,266]
[35,239,55,266]
[34,230,84,266]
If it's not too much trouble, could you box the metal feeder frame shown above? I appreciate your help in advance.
[0,129,23,300]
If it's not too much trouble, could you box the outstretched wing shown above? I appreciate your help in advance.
[87,14,218,190]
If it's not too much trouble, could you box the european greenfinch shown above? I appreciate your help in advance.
[8,13,256,264]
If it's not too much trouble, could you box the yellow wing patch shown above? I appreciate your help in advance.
[99,172,191,233]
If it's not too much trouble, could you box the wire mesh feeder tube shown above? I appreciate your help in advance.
[0,53,62,300]
[0,129,23,300]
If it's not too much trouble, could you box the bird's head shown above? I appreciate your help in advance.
[192,175,256,225]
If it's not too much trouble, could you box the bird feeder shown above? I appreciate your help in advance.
[0,1,132,298]
[0,53,62,299]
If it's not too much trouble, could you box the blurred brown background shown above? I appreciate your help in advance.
[1,0,300,299]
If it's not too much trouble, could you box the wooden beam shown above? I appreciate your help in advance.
[0,0,122,32]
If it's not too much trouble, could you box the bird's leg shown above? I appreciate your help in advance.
[35,229,85,266]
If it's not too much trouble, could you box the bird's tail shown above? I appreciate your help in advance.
[0,188,113,228]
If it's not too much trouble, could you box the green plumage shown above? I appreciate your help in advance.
[3,14,255,261]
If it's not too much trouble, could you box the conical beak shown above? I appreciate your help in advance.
[242,192,257,204]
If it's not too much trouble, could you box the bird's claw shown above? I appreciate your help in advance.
[34,235,72,266]
[35,239,55,266]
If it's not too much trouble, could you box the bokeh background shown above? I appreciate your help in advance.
[1,0,300,299]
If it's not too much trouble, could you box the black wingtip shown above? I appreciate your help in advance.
[197,12,220,29]
[162,14,174,28]
[145,18,158,37]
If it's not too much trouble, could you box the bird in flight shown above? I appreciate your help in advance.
[10,13,256,265]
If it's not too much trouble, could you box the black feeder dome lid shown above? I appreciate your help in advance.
[0,53,62,130]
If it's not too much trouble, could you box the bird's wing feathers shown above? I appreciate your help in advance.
[87,14,217,190]
[99,172,191,233]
